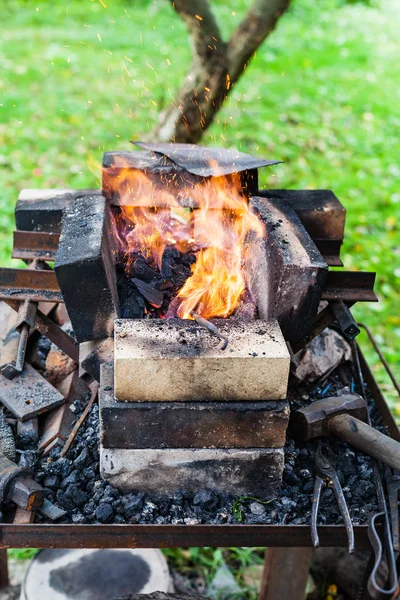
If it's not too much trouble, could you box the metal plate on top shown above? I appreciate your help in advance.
[0,363,64,421]
[133,142,281,177]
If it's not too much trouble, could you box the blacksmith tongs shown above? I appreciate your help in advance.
[311,443,354,553]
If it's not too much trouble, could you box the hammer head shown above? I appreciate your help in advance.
[290,393,367,442]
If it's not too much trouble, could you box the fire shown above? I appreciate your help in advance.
[110,167,264,320]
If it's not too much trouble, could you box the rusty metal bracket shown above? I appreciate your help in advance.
[12,231,60,262]
[322,271,377,303]
[4,300,78,363]
[313,238,343,267]
[0,268,63,303]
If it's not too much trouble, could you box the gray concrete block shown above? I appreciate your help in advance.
[114,318,289,402]
[100,446,284,496]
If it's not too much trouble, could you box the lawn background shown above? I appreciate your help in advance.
[1,0,399,594]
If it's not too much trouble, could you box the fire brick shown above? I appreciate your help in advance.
[100,365,289,449]
[54,195,120,343]
[100,446,284,496]
[15,189,100,233]
[114,318,290,402]
[249,197,328,343]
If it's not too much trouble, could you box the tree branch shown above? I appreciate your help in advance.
[227,0,291,83]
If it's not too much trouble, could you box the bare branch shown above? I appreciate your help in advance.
[227,0,291,83]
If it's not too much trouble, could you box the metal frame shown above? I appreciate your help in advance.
[0,345,394,550]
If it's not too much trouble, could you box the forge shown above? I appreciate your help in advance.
[7,142,378,498]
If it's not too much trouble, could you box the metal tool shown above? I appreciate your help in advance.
[330,300,360,342]
[291,394,400,472]
[1,299,37,380]
[311,442,354,553]
[351,341,399,599]
[385,467,400,553]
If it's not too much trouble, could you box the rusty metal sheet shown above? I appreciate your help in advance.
[0,363,64,421]
[133,142,281,177]
[322,271,377,303]
[12,231,60,262]
[0,269,63,303]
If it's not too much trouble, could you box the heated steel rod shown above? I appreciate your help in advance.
[189,311,229,350]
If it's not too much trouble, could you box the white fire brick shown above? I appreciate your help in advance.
[114,318,289,402]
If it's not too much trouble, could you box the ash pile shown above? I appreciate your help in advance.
[0,142,393,537]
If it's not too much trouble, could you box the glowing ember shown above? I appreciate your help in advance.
[111,168,264,320]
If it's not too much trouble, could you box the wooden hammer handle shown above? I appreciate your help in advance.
[329,414,400,471]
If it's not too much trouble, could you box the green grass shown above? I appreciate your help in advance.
[1,0,399,407]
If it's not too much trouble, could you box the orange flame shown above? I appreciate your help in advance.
[109,166,264,320]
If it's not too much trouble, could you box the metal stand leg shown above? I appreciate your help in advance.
[259,547,312,600]
[0,549,9,589]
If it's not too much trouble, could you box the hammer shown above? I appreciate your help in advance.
[291,394,400,471]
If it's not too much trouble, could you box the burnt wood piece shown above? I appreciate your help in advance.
[102,150,260,203]
[0,363,64,421]
[15,189,100,233]
[249,197,328,343]
[100,365,289,449]
[258,189,346,241]
[55,195,120,343]
[80,338,113,382]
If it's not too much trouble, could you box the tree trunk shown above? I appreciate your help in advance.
[152,0,291,143]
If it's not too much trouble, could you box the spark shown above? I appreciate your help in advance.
[195,14,203,20]
[146,62,154,70]
[166,58,171,66]
[124,56,133,63]
[150,99,158,106]
[97,33,102,42]
[98,0,107,7]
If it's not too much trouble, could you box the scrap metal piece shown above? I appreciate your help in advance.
[60,383,98,458]
[10,477,44,511]
[38,498,67,521]
[189,310,229,350]
[322,271,377,303]
[0,363,64,421]
[311,443,354,553]
[0,268,63,303]
[0,453,30,505]
[0,411,16,461]
[330,301,360,342]
[12,230,60,262]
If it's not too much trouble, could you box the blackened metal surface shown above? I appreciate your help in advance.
[322,271,377,303]
[54,195,120,343]
[12,231,60,262]
[15,189,100,233]
[0,268,63,303]
[313,239,343,267]
[133,142,281,177]
[259,189,346,241]
[0,363,64,421]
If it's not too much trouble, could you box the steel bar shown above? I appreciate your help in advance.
[322,271,377,303]
[0,524,376,550]
[12,230,60,262]
[313,238,343,267]
[0,268,63,303]
[4,300,78,363]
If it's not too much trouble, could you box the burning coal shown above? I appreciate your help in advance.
[111,167,264,320]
